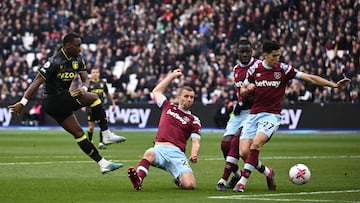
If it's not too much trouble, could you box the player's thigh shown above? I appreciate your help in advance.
[240,114,257,140]
[60,114,84,138]
[224,111,249,136]
[256,113,281,137]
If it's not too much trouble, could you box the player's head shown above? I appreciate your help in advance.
[237,38,252,64]
[177,86,195,111]
[62,33,82,57]
[263,40,281,67]
[90,67,100,81]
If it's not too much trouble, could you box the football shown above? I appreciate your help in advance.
[289,163,311,185]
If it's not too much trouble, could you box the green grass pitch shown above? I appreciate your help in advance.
[0,129,359,203]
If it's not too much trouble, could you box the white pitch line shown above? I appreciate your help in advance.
[0,159,135,166]
[215,197,359,202]
[1,155,360,166]
[208,190,360,203]
[202,155,360,161]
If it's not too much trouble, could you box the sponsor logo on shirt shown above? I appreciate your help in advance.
[255,80,281,88]
[166,109,187,124]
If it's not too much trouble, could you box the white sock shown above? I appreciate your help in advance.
[235,169,242,177]
[263,167,270,176]
[98,158,108,167]
[239,176,248,186]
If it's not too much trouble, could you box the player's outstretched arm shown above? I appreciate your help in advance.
[8,73,45,116]
[300,73,351,88]
[152,69,183,103]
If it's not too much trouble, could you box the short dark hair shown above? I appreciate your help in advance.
[179,86,194,95]
[62,33,80,46]
[263,40,280,53]
[238,38,252,47]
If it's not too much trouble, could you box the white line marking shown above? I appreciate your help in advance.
[208,190,360,202]
[1,155,359,166]
[202,155,360,161]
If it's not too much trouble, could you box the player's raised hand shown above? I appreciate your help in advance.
[171,68,183,78]
[70,87,87,97]
[8,102,24,116]
[336,78,351,88]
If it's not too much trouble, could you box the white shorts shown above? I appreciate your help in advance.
[148,145,193,179]
[240,112,281,140]
[223,109,250,136]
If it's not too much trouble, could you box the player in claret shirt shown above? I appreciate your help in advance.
[233,40,351,192]
[128,69,201,190]
[216,38,273,191]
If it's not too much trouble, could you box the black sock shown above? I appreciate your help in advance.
[90,103,108,131]
[87,131,93,142]
[76,135,102,162]
[99,132,103,143]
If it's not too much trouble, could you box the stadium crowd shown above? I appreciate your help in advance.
[0,0,359,106]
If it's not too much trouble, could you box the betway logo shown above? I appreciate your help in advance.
[166,109,187,124]
[280,109,302,129]
[255,80,281,88]
[0,107,11,126]
[107,106,151,128]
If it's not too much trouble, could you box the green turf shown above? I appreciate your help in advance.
[0,129,359,203]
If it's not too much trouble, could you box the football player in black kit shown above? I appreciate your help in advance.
[8,33,124,174]
[86,67,126,149]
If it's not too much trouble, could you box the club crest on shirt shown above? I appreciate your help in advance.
[183,116,191,123]
[274,72,281,79]
[72,61,79,70]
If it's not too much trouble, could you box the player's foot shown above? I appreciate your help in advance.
[233,183,245,192]
[215,182,226,191]
[266,168,276,190]
[128,166,142,190]
[103,131,126,145]
[100,161,123,174]
[98,142,106,150]
[227,175,241,189]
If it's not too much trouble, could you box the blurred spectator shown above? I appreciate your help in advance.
[0,0,358,105]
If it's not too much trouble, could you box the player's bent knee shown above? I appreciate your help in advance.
[179,172,196,189]
[143,149,155,162]
[181,182,195,190]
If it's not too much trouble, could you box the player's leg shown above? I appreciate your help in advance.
[224,134,242,189]
[239,136,274,189]
[216,115,242,191]
[162,146,196,190]
[128,148,156,190]
[236,132,267,188]
[220,135,232,159]
[87,120,95,142]
[178,172,196,190]
[234,113,280,192]
[77,92,126,144]
[98,131,106,149]
[60,114,123,174]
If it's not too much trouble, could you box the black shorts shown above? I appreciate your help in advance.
[42,92,81,124]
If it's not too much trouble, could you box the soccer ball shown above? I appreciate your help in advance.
[289,164,311,185]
